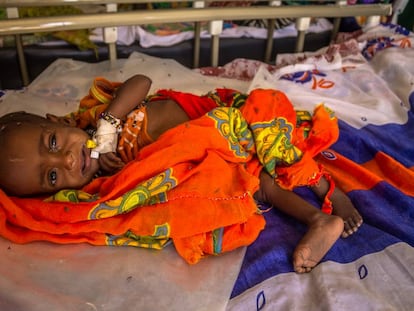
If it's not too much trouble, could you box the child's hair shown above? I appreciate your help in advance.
[0,111,46,153]
[0,111,46,125]
[0,111,48,195]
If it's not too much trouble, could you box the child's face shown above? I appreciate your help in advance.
[0,115,100,196]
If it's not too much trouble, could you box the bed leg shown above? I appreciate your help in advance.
[7,7,30,86]
[108,42,117,63]
[105,4,118,63]
[193,1,205,68]
[265,1,282,63]
[331,18,341,42]
[331,0,347,42]
[209,20,223,67]
[15,34,30,86]
[210,34,220,67]
[265,19,276,63]
[193,22,201,68]
[295,17,310,53]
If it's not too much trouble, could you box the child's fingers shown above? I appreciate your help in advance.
[132,144,138,160]
[99,153,124,173]
[104,152,123,163]
[117,133,137,163]
[118,149,128,164]
[117,136,128,163]
[125,146,134,163]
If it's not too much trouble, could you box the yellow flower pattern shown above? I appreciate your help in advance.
[251,117,303,176]
[208,106,304,178]
[207,107,255,158]
[106,223,171,250]
[45,189,97,203]
[88,169,177,219]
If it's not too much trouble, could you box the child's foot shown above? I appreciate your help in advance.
[331,188,363,238]
[293,214,343,273]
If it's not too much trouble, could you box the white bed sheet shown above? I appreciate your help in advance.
[0,238,245,311]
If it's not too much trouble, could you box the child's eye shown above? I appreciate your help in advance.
[48,169,57,186]
[49,133,58,152]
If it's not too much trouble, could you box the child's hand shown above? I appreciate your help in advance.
[98,152,125,175]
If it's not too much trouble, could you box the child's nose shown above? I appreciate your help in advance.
[51,151,75,170]
[63,151,75,170]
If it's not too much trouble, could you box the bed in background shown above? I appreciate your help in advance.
[1,1,414,310]
[0,0,392,89]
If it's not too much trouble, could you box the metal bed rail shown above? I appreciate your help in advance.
[0,0,392,85]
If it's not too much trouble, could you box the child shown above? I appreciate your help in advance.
[0,74,362,273]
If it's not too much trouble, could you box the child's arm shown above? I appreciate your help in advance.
[105,74,152,120]
[91,74,152,171]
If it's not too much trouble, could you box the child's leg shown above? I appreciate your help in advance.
[310,176,363,238]
[254,170,344,273]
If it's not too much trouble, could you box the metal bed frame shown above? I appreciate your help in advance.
[0,0,392,86]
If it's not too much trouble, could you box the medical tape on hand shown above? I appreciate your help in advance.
[90,118,120,159]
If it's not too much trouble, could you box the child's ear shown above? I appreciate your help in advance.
[46,114,77,127]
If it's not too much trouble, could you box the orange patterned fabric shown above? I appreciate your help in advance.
[159,88,339,214]
[155,88,339,192]
[239,89,339,190]
[73,79,339,210]
[0,107,265,264]
[117,106,153,163]
[0,87,338,263]
[72,78,339,211]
